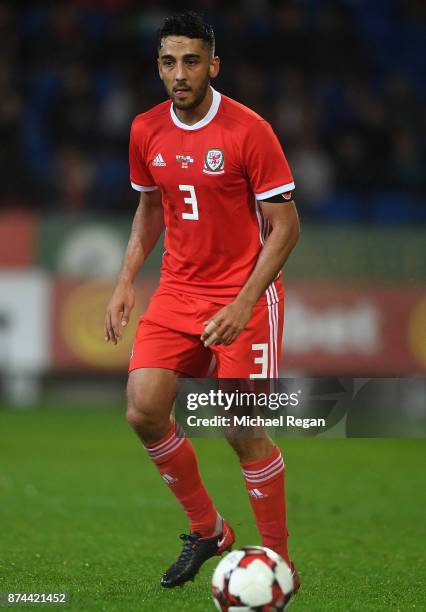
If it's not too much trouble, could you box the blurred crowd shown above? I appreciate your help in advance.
[1,0,425,221]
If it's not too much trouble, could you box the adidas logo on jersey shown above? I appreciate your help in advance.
[152,153,166,167]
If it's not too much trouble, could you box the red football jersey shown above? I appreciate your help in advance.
[129,88,294,304]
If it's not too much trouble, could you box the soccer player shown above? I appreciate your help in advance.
[104,11,300,590]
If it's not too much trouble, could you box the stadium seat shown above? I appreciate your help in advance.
[319,193,363,222]
[371,192,413,224]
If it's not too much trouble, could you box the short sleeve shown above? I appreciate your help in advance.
[129,120,158,192]
[243,120,295,200]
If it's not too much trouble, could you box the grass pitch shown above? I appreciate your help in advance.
[0,405,425,611]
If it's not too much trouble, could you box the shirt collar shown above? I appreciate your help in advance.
[170,87,221,130]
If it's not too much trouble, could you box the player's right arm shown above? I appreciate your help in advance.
[104,188,163,345]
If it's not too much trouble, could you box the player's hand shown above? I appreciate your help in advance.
[104,280,135,345]
[201,299,252,347]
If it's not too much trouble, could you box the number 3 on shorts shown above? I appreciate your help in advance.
[250,343,269,379]
[180,185,199,221]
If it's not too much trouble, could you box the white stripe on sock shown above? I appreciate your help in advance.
[147,436,185,460]
[244,463,284,484]
[243,453,283,476]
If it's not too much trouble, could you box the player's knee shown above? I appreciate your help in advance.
[126,400,157,429]
[126,387,169,440]
[126,405,168,446]
[126,404,143,428]
[126,372,175,441]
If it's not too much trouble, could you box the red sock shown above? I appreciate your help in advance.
[144,422,220,537]
[241,447,290,563]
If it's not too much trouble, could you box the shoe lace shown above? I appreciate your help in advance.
[174,533,201,568]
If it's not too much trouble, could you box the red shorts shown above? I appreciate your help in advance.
[129,287,284,378]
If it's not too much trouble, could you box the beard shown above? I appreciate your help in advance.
[169,74,211,111]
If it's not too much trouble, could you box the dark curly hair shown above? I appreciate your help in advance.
[158,11,215,56]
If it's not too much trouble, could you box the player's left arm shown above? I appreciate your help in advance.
[202,199,300,347]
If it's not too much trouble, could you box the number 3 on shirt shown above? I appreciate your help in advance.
[179,185,199,221]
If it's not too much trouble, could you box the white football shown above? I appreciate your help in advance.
[212,546,295,611]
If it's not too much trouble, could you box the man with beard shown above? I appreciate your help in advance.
[104,11,300,591]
